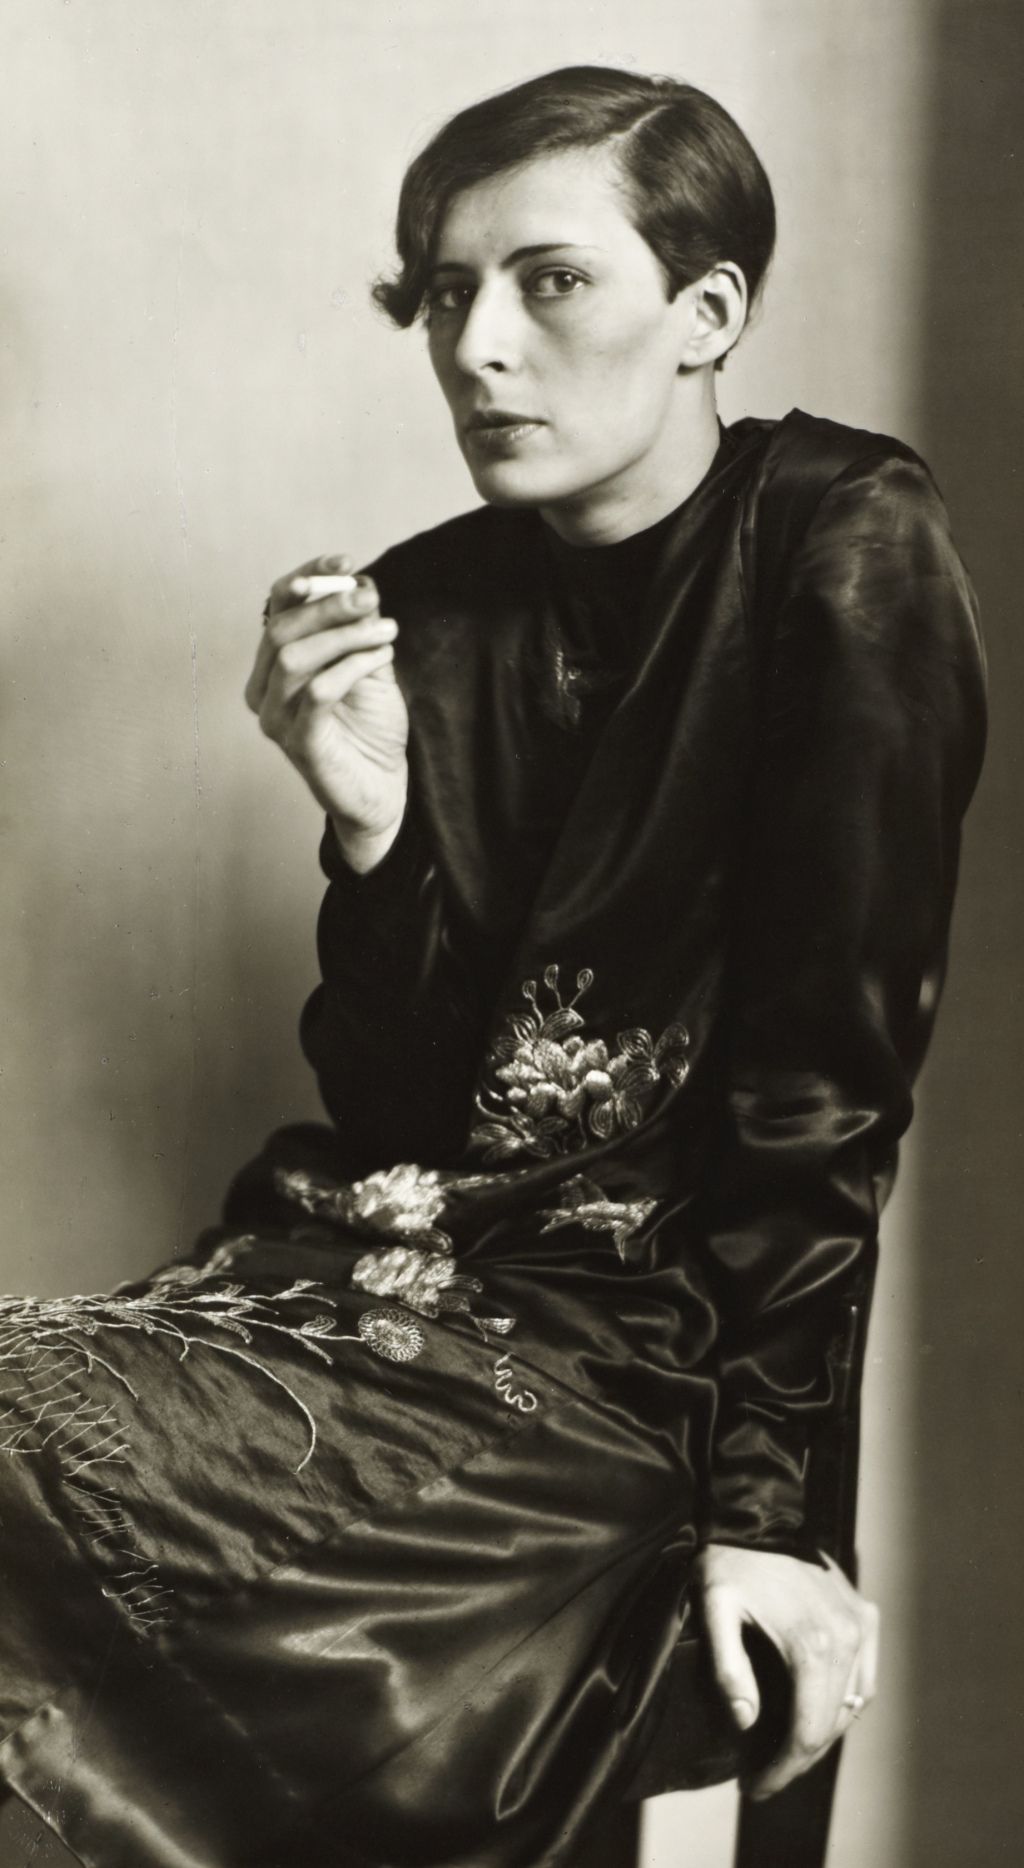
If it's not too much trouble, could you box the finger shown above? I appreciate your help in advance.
[267,618,399,709]
[245,636,275,715]
[245,588,384,713]
[265,580,381,645]
[833,1654,866,1741]
[746,1619,858,1799]
[701,1586,761,1732]
[296,643,396,712]
[747,1639,832,1797]
[747,1727,842,1801]
[818,1560,879,1707]
[257,641,395,742]
[752,1642,871,1801]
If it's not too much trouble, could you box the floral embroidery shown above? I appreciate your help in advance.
[542,618,623,729]
[0,1254,472,1623]
[0,1277,351,1479]
[142,1236,248,1291]
[351,1244,483,1318]
[351,1246,517,1338]
[470,965,690,1163]
[0,1309,175,1631]
[538,1175,659,1262]
[357,1307,426,1363]
[0,1269,351,1631]
[276,1162,519,1343]
[64,1479,174,1630]
[277,1161,487,1257]
[341,1163,455,1252]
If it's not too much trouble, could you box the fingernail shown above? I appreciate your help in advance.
[355,589,378,608]
[731,1698,757,1731]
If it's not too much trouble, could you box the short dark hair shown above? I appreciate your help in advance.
[372,64,776,362]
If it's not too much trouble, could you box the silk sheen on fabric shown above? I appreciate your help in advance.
[0,413,985,1866]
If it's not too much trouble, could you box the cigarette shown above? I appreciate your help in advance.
[303,574,359,601]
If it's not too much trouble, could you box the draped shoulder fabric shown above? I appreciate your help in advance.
[0,412,985,1866]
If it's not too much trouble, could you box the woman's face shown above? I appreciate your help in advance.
[426,147,700,531]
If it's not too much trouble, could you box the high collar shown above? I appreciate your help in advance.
[538,424,738,671]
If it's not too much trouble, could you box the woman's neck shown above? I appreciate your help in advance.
[538,378,722,547]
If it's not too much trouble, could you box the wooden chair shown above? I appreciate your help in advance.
[573,1270,875,1868]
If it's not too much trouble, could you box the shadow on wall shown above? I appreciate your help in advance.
[911,5,1024,1862]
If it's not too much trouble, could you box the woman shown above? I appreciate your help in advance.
[0,67,985,1868]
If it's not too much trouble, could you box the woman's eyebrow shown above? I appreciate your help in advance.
[430,243,601,276]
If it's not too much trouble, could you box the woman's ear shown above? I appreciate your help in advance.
[678,263,749,370]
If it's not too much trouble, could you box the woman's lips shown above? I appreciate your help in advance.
[465,418,546,449]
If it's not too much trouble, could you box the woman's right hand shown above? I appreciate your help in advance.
[245,552,409,872]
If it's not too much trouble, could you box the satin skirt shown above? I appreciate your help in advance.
[0,1198,704,1868]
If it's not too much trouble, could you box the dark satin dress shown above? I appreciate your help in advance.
[0,413,986,1867]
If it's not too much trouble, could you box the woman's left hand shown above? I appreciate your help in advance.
[696,1543,879,1798]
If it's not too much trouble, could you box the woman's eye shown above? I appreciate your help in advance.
[529,269,586,299]
[426,284,473,318]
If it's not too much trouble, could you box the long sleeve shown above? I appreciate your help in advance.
[695,447,986,1553]
[221,797,457,1223]
[296,516,614,1178]
[298,793,496,1173]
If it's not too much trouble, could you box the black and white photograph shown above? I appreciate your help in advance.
[0,4,1020,1864]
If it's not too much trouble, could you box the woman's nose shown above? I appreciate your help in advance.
[452,282,522,376]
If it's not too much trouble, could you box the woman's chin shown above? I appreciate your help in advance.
[465,458,572,510]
